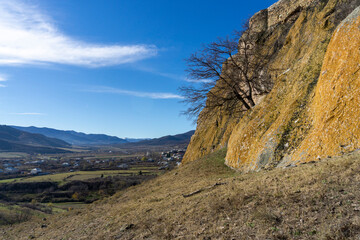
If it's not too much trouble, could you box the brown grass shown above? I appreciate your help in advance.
[1,149,360,239]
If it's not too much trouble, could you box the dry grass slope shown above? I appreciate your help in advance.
[1,149,360,239]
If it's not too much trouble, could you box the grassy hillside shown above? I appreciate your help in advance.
[1,149,360,239]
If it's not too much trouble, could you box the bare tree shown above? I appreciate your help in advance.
[180,21,274,121]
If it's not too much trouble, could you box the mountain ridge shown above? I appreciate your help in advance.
[117,130,195,148]
[12,126,130,146]
[12,125,195,148]
[0,125,71,153]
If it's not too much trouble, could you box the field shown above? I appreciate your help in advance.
[0,154,164,227]
[0,168,160,185]
[0,152,29,159]
[83,154,141,160]
[0,146,182,230]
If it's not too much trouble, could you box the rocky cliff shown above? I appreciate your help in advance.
[184,0,360,171]
[291,5,360,162]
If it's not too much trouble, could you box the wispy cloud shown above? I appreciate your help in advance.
[0,74,8,87]
[184,78,212,83]
[0,0,157,67]
[0,75,7,81]
[132,65,213,84]
[9,112,45,115]
[85,86,184,99]
[132,65,186,81]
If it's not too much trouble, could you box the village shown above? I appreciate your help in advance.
[0,147,188,219]
[0,148,187,180]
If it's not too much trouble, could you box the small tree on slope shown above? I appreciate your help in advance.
[180,21,275,121]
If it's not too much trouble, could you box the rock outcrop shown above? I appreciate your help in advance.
[291,5,360,162]
[184,0,360,171]
[267,0,313,27]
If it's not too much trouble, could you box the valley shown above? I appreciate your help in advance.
[0,127,191,228]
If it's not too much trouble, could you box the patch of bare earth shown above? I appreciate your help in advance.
[1,149,360,239]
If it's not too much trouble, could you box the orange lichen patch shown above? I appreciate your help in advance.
[182,108,239,164]
[225,3,335,171]
[292,7,360,162]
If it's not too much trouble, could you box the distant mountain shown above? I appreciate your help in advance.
[10,125,195,149]
[12,126,129,146]
[120,130,195,148]
[0,125,71,153]
[124,138,151,143]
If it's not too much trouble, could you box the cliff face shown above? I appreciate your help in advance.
[184,0,360,171]
[291,6,360,162]
[182,105,240,163]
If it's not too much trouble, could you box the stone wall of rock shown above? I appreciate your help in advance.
[290,5,360,163]
[184,0,360,171]
[267,0,314,27]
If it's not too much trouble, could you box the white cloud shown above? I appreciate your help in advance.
[132,66,212,83]
[0,75,7,81]
[9,112,45,115]
[0,1,157,67]
[184,78,212,83]
[86,86,184,100]
[0,74,8,87]
[130,65,186,81]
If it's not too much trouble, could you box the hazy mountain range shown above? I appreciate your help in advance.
[0,125,71,153]
[0,125,194,153]
[11,126,145,146]
[120,130,195,147]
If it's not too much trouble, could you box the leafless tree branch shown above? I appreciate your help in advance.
[180,19,275,122]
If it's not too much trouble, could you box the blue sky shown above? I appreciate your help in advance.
[0,0,275,138]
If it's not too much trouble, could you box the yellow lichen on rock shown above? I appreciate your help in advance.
[184,0,360,171]
[225,1,339,171]
[292,6,360,162]
[183,0,318,165]
[182,108,240,164]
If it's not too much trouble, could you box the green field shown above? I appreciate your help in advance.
[0,152,29,158]
[84,154,140,160]
[0,168,159,185]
